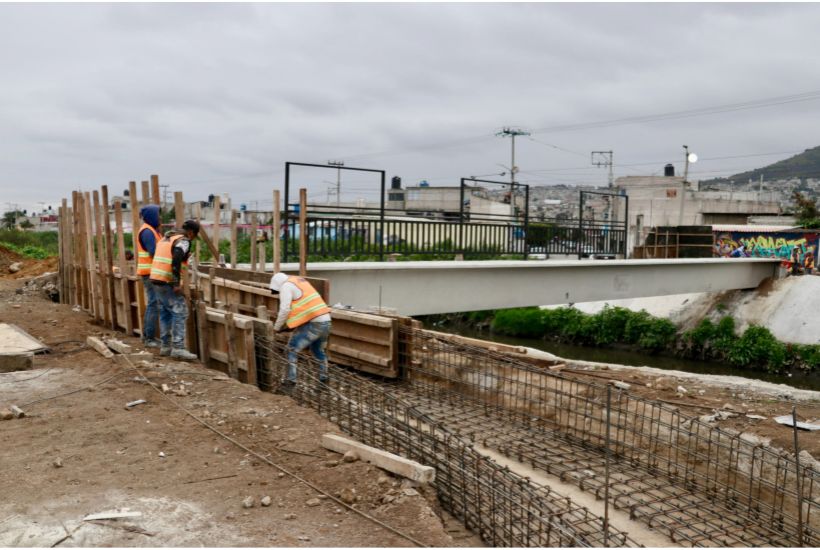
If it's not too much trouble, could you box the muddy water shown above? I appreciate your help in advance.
[443,327,820,391]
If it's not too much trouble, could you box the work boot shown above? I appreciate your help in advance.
[143,339,161,349]
[170,348,198,362]
[159,346,171,357]
[279,380,295,396]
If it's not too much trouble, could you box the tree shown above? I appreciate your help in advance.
[2,210,26,229]
[793,191,820,228]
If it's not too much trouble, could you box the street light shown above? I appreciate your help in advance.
[679,145,698,225]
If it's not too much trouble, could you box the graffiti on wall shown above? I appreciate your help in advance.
[714,231,818,272]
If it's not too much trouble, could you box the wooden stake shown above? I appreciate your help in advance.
[194,203,202,263]
[273,190,280,273]
[150,174,160,205]
[259,240,266,272]
[83,192,100,321]
[230,209,238,269]
[174,191,184,227]
[57,203,65,303]
[141,180,151,208]
[299,188,307,276]
[101,187,118,330]
[114,202,133,334]
[129,181,140,275]
[93,190,111,327]
[71,192,82,307]
[212,195,221,259]
[250,214,258,271]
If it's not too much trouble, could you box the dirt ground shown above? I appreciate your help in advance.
[0,278,481,547]
[0,245,58,280]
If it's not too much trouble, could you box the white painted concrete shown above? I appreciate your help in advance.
[261,258,781,316]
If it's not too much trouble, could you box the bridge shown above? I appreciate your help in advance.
[272,258,783,316]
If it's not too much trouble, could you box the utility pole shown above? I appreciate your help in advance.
[592,151,615,239]
[496,127,530,186]
[328,160,344,207]
[160,184,170,210]
[680,145,698,226]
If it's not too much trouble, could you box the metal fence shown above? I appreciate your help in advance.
[255,335,638,547]
[396,326,819,547]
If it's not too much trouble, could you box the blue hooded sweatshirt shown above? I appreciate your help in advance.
[138,205,161,256]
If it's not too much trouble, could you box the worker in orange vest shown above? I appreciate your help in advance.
[149,220,200,361]
[269,272,332,390]
[136,205,162,348]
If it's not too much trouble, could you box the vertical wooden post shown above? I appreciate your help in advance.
[273,190,281,274]
[129,181,141,275]
[141,180,151,208]
[299,188,307,276]
[174,191,184,227]
[212,195,221,260]
[259,239,266,272]
[150,174,160,205]
[250,214,258,271]
[71,192,82,307]
[57,203,65,303]
[101,187,118,329]
[93,190,111,327]
[194,203,202,263]
[230,209,238,268]
[83,192,100,321]
[114,202,133,334]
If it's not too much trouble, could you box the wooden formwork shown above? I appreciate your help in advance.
[197,304,258,385]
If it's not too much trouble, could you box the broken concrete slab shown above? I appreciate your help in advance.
[86,337,114,359]
[0,323,49,355]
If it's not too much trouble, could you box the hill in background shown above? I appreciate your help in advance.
[700,145,820,187]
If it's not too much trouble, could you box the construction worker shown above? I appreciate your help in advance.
[149,220,200,360]
[268,272,332,389]
[136,205,162,347]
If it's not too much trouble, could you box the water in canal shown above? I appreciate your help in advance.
[443,327,820,392]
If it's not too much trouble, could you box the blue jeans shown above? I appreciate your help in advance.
[287,320,331,383]
[154,283,188,349]
[141,276,159,342]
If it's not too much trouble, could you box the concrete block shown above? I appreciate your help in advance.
[321,433,435,483]
[86,336,114,358]
[0,353,33,373]
[105,338,132,354]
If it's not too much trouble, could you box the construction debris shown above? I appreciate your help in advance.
[10,405,25,419]
[0,409,14,421]
[322,433,435,483]
[774,414,820,431]
[8,262,21,273]
[125,399,147,410]
[0,353,33,373]
[242,496,255,509]
[260,496,272,507]
[86,336,114,358]
[82,510,143,521]
[105,338,132,354]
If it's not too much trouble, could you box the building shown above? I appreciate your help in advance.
[616,171,782,253]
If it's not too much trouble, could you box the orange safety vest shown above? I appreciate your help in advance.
[149,234,189,283]
[286,276,331,329]
[136,223,161,276]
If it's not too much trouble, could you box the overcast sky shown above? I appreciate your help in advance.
[2,2,820,213]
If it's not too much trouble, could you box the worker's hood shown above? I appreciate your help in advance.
[269,272,289,293]
[139,205,160,229]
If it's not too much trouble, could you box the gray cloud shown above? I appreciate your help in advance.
[1,3,820,212]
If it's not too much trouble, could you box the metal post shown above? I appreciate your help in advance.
[284,162,291,263]
[623,193,629,258]
[523,183,530,260]
[604,385,612,547]
[793,405,804,547]
[379,170,385,262]
[459,178,466,257]
[577,192,584,260]
[679,145,689,226]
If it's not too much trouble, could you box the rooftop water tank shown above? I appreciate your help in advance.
[664,164,675,177]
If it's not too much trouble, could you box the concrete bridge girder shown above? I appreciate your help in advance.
[273,258,782,316]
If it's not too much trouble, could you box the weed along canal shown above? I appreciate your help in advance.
[420,283,820,392]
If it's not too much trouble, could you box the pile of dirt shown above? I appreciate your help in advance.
[0,245,58,280]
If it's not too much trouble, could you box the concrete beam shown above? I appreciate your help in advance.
[272,258,781,316]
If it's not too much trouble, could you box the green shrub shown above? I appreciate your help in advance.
[491,308,547,338]
[727,325,787,372]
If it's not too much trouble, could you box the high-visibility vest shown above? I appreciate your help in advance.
[285,276,331,329]
[136,223,161,276]
[149,234,188,283]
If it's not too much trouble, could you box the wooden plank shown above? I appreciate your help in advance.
[212,195,221,258]
[250,214,258,271]
[150,174,160,205]
[93,191,111,327]
[329,308,394,328]
[141,180,150,207]
[174,191,184,227]
[114,202,133,334]
[258,240,266,272]
[243,327,257,385]
[105,338,132,354]
[321,434,435,483]
[327,343,390,368]
[204,308,254,329]
[273,190,280,273]
[197,301,210,364]
[224,311,238,379]
[198,226,220,261]
[129,181,141,275]
[83,192,100,321]
[299,188,307,276]
[230,209,238,268]
[101,186,118,330]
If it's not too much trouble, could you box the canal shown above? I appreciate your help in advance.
[441,326,820,392]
